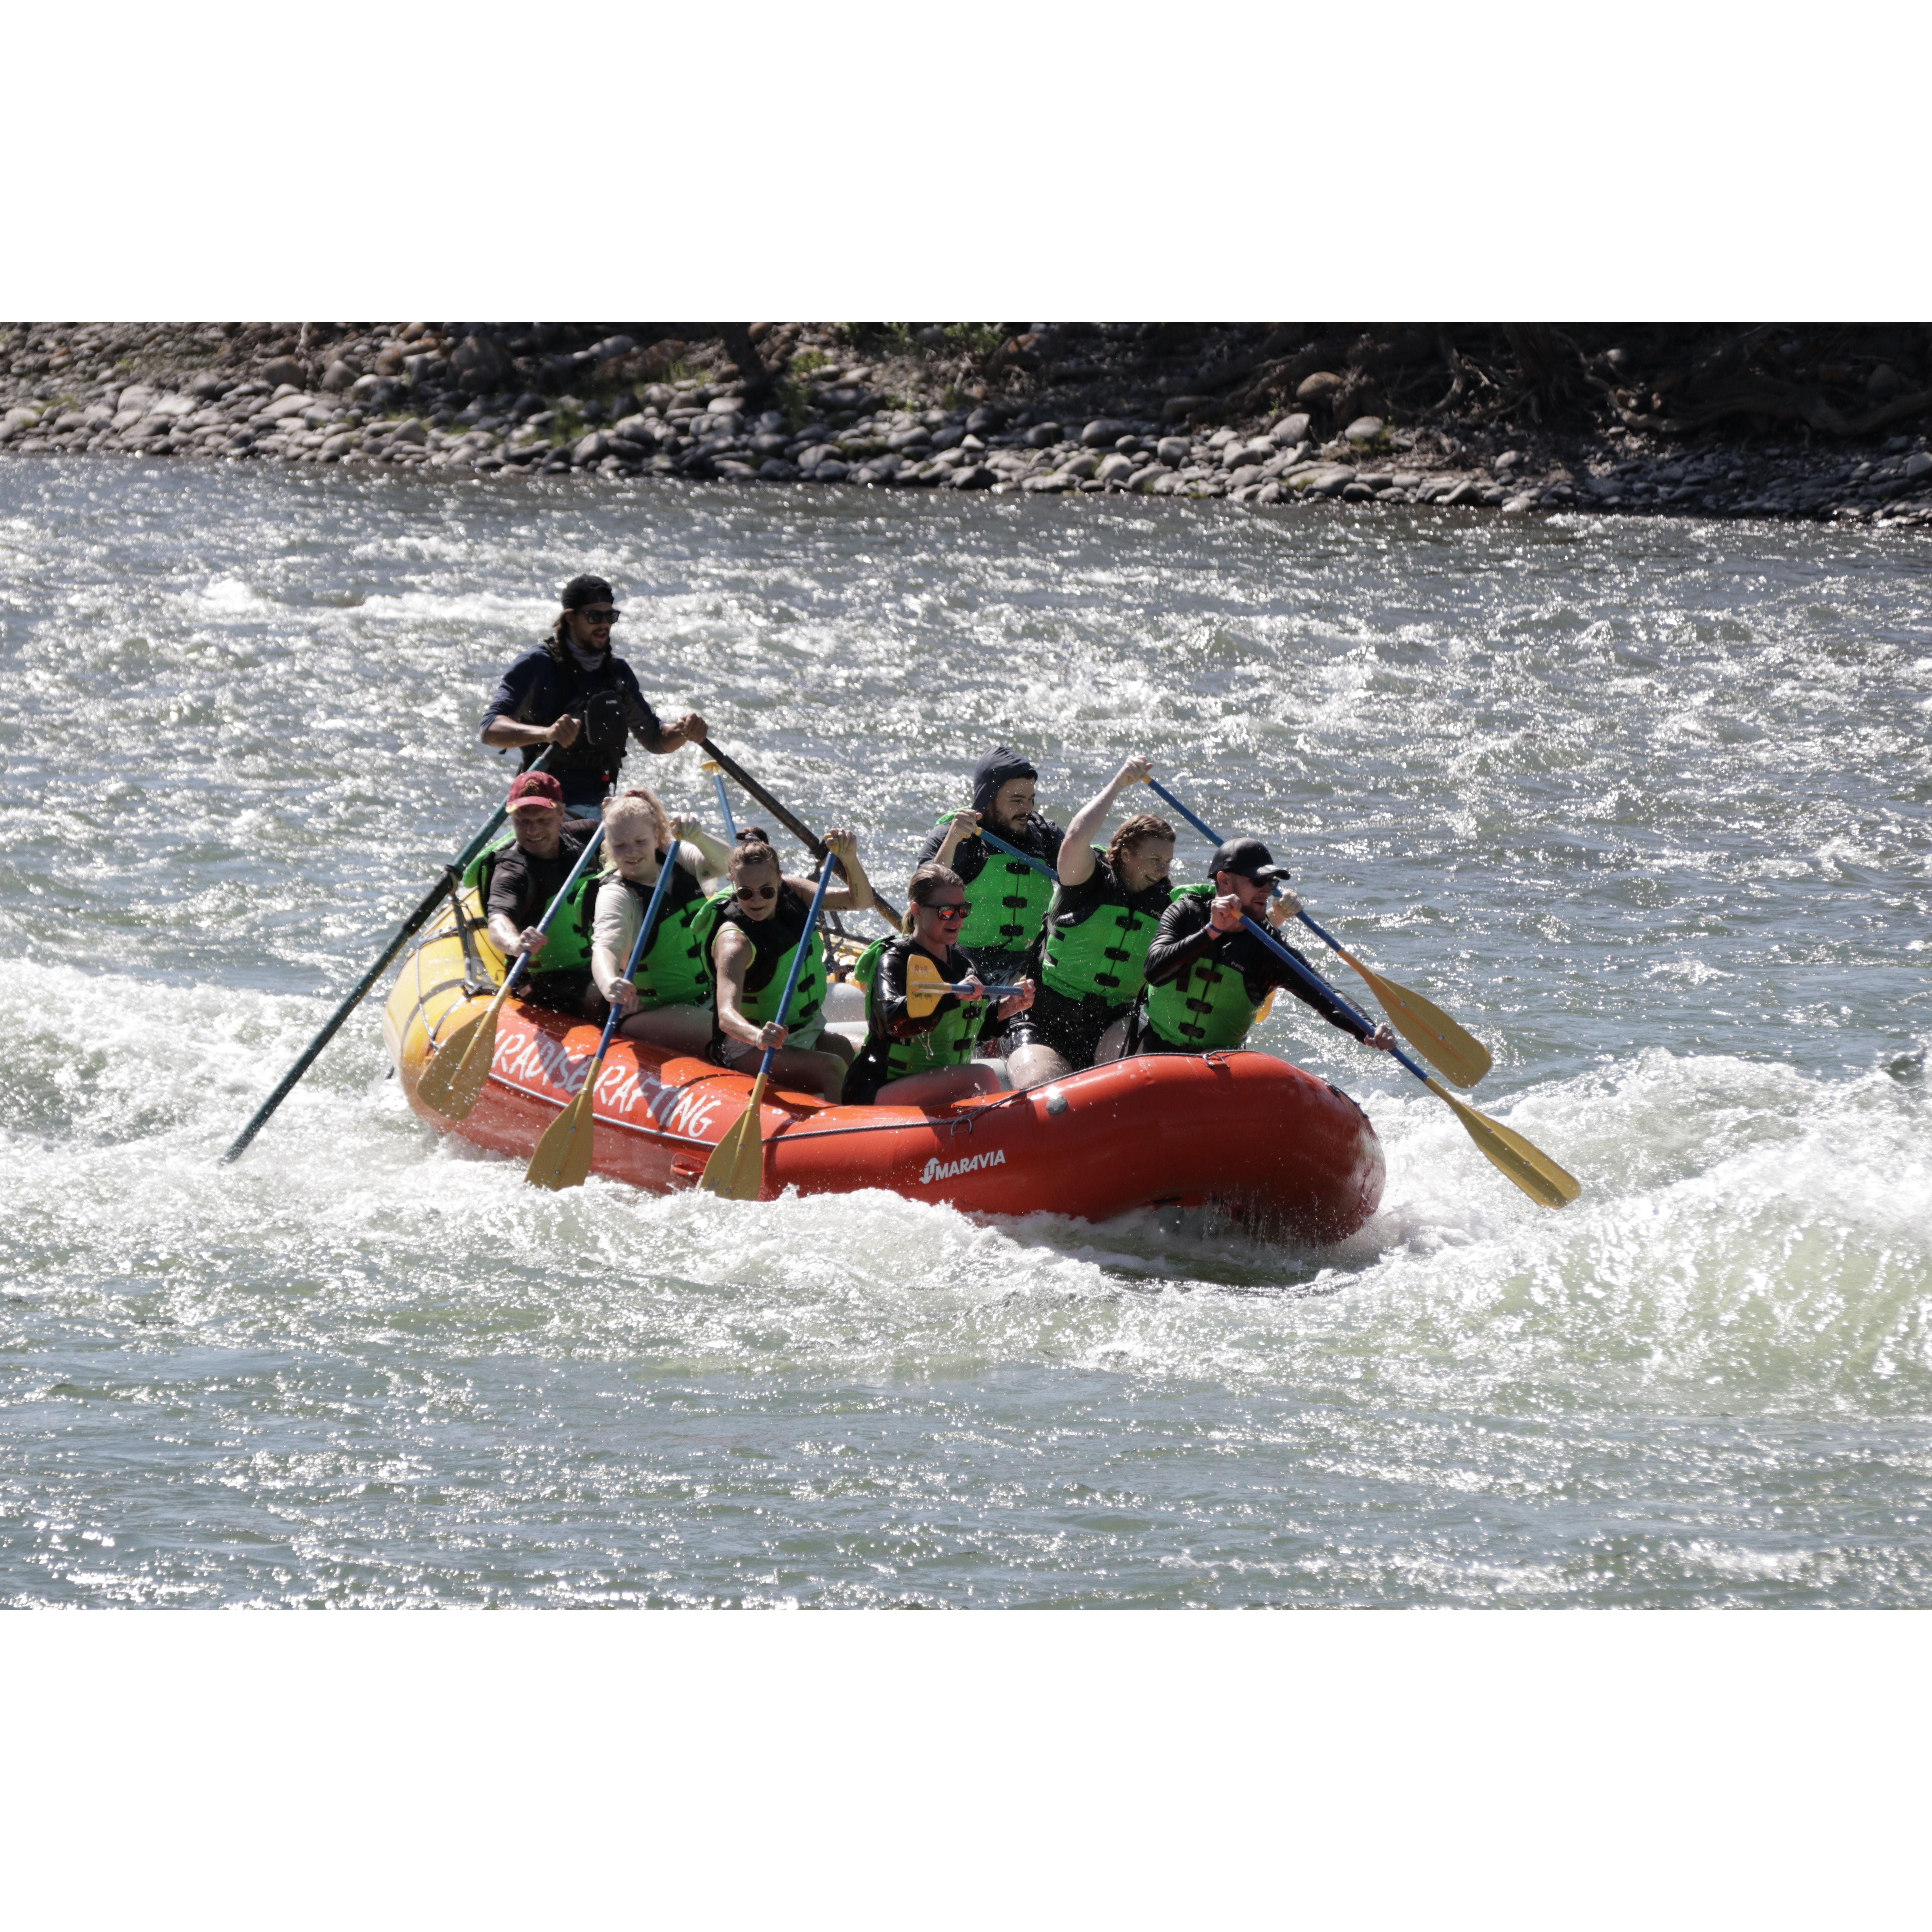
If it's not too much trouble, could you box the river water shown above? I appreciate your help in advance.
[2,458,1927,1608]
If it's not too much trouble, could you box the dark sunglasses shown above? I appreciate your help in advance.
[736,883,778,901]
[580,606,621,624]
[925,900,970,918]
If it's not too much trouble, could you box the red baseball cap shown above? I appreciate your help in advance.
[507,771,564,813]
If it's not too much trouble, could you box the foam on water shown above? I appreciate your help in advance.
[1,460,1927,1605]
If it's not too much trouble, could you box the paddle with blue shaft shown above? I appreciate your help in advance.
[1146,780,1577,1207]
[1143,777,1492,1089]
[699,739,902,929]
[701,760,738,839]
[221,751,553,1165]
[699,850,841,1201]
[903,951,1022,1018]
[523,833,679,1193]
[418,826,606,1121]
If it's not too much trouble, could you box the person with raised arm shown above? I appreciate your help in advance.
[1005,757,1176,1088]
[480,573,709,813]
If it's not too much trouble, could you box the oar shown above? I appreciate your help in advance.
[220,751,553,1164]
[699,738,901,928]
[699,850,840,1201]
[904,951,1021,1017]
[701,759,738,839]
[418,825,606,1121]
[524,839,678,1192]
[1144,777,1492,1089]
[1234,899,1578,1208]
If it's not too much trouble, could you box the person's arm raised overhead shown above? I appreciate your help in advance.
[1058,757,1153,888]
[817,829,877,912]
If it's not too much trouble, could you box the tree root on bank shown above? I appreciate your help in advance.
[1609,381,1932,439]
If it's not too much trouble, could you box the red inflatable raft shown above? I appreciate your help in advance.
[383,912,1386,1241]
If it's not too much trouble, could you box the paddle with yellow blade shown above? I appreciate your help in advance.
[903,951,1023,1018]
[523,833,679,1193]
[1147,782,1577,1207]
[1143,777,1492,1089]
[698,850,841,1201]
[418,825,606,1121]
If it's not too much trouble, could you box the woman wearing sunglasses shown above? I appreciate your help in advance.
[843,863,1037,1108]
[706,829,878,1102]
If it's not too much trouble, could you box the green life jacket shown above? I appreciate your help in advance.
[946,821,1056,954]
[856,936,980,1080]
[1143,884,1261,1050]
[459,832,511,896]
[706,886,826,1033]
[607,860,714,1011]
[1040,852,1167,1006]
[464,831,596,975]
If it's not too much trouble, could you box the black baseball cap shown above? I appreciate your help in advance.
[1208,837,1292,884]
[561,573,615,609]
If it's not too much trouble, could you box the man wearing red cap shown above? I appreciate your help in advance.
[480,573,708,812]
[481,771,603,1013]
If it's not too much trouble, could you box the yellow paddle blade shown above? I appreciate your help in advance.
[1426,1078,1581,1208]
[524,1077,598,1192]
[904,953,1015,1018]
[417,998,503,1121]
[1343,950,1493,1089]
[698,1072,769,1200]
[904,952,952,1018]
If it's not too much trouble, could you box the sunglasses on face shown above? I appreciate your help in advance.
[580,607,621,624]
[925,901,969,918]
[736,883,778,900]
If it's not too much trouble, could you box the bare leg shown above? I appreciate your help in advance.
[1006,1041,1073,1089]
[1092,1017,1128,1064]
[767,1045,848,1102]
[870,1062,1007,1108]
[617,1003,715,1055]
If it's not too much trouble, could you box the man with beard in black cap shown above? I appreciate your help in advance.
[920,746,1067,995]
[480,573,708,813]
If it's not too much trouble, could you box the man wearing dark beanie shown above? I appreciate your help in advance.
[480,573,708,812]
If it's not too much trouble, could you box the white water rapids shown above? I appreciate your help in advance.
[1,458,1926,1605]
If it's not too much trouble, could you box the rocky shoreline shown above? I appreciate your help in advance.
[4,320,1929,529]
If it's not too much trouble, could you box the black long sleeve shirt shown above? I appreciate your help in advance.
[1142,894,1372,1043]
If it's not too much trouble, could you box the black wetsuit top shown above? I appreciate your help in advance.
[1141,894,1373,1042]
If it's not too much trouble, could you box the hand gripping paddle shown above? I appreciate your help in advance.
[524,839,680,1192]
[902,951,1022,1018]
[698,850,841,1202]
[419,826,606,1122]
